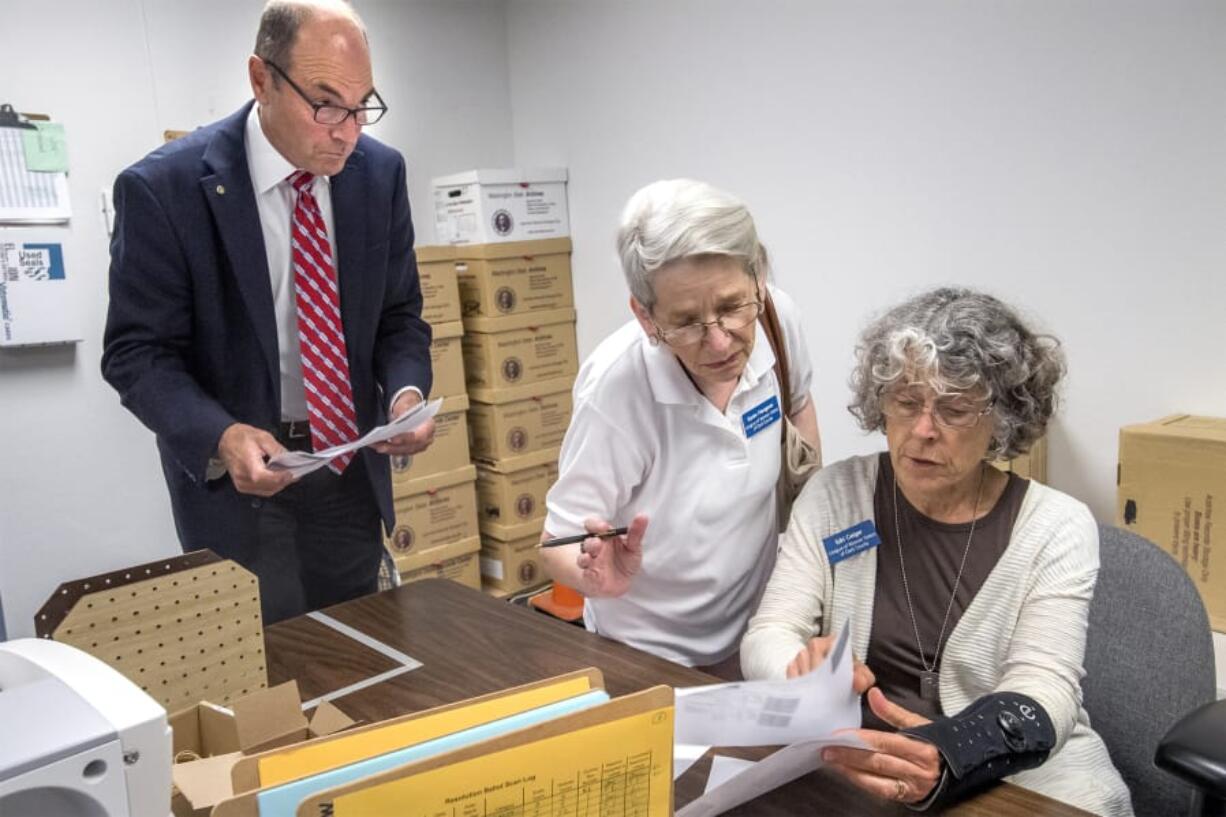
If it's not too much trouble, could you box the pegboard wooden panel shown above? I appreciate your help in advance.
[35,550,268,713]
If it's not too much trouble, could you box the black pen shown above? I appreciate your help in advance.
[539,527,629,548]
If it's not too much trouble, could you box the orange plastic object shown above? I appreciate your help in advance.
[530,582,584,622]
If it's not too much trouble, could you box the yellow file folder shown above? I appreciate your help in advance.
[296,686,674,817]
[232,669,602,792]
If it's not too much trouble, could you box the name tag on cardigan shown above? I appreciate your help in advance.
[822,520,881,565]
[741,395,782,438]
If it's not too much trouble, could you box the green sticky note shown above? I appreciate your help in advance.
[21,122,69,173]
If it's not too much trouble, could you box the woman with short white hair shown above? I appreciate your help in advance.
[541,179,820,670]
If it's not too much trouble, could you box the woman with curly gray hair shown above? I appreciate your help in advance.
[741,288,1133,816]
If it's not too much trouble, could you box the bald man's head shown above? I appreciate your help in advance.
[249,0,377,176]
[254,0,367,72]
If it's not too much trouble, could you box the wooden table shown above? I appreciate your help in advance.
[264,579,1093,817]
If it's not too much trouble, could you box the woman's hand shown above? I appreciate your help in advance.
[786,636,876,694]
[821,687,943,805]
[576,514,649,597]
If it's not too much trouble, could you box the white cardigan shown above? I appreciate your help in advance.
[742,455,1134,817]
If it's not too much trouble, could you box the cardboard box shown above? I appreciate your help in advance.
[387,465,479,552]
[480,519,548,594]
[991,435,1048,483]
[416,244,461,325]
[170,681,354,814]
[461,308,578,391]
[399,536,482,590]
[390,394,471,483]
[454,238,573,319]
[476,448,559,526]
[429,320,466,399]
[1117,415,1226,631]
[432,168,569,245]
[468,379,574,461]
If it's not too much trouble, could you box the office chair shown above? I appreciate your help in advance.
[1082,525,1218,817]
[1157,697,1226,817]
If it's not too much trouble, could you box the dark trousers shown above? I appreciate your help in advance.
[247,442,383,625]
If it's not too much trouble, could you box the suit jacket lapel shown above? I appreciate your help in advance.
[200,103,279,403]
[330,146,367,334]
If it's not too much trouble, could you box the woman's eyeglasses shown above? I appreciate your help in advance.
[653,301,763,347]
[881,391,995,429]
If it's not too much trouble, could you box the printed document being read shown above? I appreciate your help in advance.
[673,627,867,817]
[267,397,442,479]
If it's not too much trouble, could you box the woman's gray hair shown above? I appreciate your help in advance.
[616,179,760,309]
[255,0,365,71]
[848,288,1066,459]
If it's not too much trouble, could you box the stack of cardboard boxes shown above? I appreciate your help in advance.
[382,246,481,589]
[432,168,576,598]
[460,240,577,597]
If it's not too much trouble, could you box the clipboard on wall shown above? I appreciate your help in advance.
[0,102,70,224]
[0,101,81,346]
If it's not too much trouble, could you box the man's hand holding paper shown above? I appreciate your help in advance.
[268,397,443,479]
[373,390,436,457]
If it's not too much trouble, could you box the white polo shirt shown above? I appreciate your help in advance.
[544,285,814,666]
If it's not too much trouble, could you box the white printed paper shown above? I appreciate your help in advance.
[673,628,868,817]
[703,756,757,793]
[268,397,442,478]
[0,234,82,345]
[674,627,862,747]
[678,739,861,817]
[0,128,71,224]
[674,744,711,780]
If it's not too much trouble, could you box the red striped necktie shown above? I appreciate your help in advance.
[288,170,359,474]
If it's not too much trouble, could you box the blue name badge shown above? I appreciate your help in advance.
[742,395,782,438]
[822,520,882,565]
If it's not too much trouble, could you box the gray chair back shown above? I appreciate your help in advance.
[1083,525,1217,817]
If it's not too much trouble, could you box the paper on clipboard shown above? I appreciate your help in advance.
[267,397,442,478]
[0,127,71,224]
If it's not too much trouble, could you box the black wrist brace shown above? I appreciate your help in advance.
[902,691,1057,805]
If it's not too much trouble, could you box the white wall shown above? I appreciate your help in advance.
[0,0,513,639]
[505,0,1226,526]
[504,0,1226,695]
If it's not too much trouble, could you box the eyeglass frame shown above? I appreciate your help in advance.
[879,388,996,430]
[263,59,388,126]
[649,271,764,348]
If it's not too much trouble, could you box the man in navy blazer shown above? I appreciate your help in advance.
[102,0,434,623]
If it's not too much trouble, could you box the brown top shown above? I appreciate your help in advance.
[863,452,1028,729]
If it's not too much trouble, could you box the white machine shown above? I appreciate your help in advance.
[0,638,171,817]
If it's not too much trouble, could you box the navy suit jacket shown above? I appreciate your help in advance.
[102,102,432,560]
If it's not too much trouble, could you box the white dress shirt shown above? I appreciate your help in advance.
[244,105,419,423]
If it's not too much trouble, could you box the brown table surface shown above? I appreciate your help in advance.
[264,578,1093,817]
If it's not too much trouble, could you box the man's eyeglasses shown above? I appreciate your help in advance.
[265,60,387,126]
[652,300,763,348]
[881,390,995,430]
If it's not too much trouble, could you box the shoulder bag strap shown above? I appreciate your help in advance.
[759,288,793,419]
